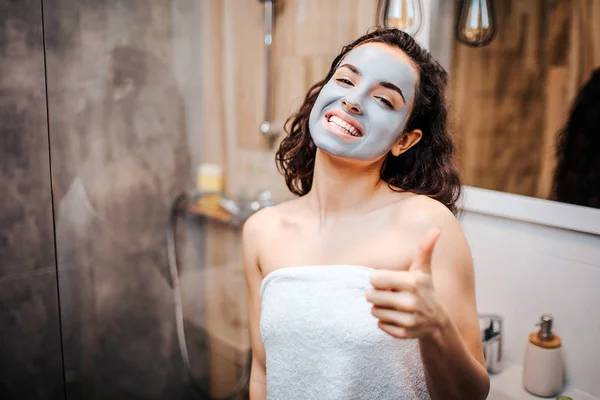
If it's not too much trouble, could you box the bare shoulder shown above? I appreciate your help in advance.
[394,194,460,229]
[242,197,304,257]
[243,198,302,236]
[394,194,471,262]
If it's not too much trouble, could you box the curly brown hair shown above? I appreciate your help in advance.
[275,28,462,215]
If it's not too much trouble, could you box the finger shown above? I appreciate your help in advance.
[378,322,426,339]
[365,289,417,312]
[409,227,441,273]
[370,270,416,292]
[377,321,408,338]
[377,321,427,339]
[377,321,425,339]
[371,307,417,328]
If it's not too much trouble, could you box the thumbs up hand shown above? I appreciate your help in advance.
[366,227,449,340]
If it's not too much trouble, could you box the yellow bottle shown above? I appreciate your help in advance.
[187,163,233,223]
[196,163,223,194]
[196,163,223,208]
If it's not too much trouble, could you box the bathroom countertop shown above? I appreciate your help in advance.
[489,364,599,400]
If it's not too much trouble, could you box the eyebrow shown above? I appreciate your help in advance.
[339,63,361,75]
[380,81,406,104]
[339,63,406,104]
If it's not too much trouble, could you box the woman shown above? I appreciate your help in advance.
[243,29,489,400]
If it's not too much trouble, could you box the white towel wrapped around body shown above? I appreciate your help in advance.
[260,265,430,400]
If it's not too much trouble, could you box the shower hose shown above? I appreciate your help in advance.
[167,191,252,399]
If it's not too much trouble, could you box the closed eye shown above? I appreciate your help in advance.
[336,78,354,86]
[376,96,393,109]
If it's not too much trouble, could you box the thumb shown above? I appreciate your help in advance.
[409,227,441,273]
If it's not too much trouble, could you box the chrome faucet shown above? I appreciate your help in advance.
[479,314,503,374]
[217,190,276,226]
[181,188,276,228]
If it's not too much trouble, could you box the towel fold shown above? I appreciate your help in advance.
[260,265,430,400]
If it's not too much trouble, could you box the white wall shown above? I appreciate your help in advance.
[460,211,600,397]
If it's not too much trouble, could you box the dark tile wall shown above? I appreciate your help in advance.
[42,0,205,398]
[0,271,65,399]
[0,1,55,277]
[0,0,65,398]
[1,0,231,398]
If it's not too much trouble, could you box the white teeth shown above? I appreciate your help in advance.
[328,115,360,137]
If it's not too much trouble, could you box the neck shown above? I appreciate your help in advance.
[306,149,387,220]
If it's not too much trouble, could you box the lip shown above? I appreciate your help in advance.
[324,109,364,138]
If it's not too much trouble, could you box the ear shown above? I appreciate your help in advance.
[391,129,422,157]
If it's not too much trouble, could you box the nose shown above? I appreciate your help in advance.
[341,98,362,115]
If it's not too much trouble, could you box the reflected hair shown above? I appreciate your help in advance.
[275,28,462,215]
[552,68,600,208]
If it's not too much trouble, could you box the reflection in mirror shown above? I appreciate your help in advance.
[553,69,600,208]
[434,0,600,209]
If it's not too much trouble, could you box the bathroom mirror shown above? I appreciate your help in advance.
[429,0,600,210]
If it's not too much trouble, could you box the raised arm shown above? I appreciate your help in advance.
[367,202,489,399]
[418,215,489,399]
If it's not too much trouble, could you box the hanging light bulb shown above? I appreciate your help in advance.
[377,0,424,36]
[455,0,497,47]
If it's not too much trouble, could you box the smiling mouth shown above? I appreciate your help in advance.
[324,111,364,138]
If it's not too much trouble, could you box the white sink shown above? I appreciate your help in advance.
[488,364,599,400]
[487,388,518,400]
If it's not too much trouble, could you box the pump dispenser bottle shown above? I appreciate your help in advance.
[523,314,564,397]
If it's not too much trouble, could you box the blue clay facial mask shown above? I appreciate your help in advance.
[308,43,417,161]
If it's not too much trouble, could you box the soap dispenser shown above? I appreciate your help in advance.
[523,314,564,397]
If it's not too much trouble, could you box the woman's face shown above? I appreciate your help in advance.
[308,42,418,161]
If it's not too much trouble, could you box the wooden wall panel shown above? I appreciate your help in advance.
[450,0,547,197]
[449,0,600,199]
[199,0,226,166]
